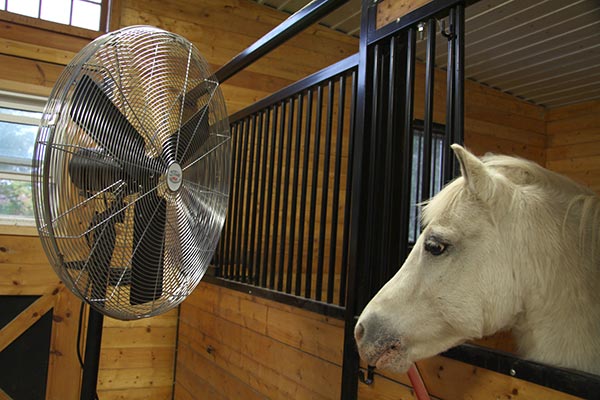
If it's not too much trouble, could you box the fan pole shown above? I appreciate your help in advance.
[80,308,104,400]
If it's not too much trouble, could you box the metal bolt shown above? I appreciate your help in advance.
[509,368,516,376]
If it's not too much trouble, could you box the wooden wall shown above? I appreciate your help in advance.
[176,282,345,400]
[0,231,178,399]
[118,0,357,115]
[546,100,600,193]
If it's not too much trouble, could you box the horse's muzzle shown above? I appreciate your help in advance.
[354,314,409,372]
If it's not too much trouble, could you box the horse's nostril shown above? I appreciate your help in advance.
[355,322,365,342]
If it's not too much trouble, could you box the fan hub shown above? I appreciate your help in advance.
[166,162,183,192]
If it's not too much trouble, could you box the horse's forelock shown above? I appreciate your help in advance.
[421,178,465,227]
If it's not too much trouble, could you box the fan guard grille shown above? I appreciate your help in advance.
[32,26,230,320]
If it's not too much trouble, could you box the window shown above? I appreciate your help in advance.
[409,121,446,242]
[0,0,108,31]
[0,91,46,225]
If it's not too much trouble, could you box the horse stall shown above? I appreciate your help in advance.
[0,0,598,399]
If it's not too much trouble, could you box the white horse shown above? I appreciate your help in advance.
[355,144,600,375]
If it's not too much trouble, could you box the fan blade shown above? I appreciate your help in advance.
[87,209,119,302]
[130,192,167,305]
[70,74,148,165]
[163,105,209,165]
[69,148,122,192]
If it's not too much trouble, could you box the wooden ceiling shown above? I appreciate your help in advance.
[253,0,600,108]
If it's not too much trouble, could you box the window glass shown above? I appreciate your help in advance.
[0,120,37,162]
[6,0,38,18]
[72,0,101,31]
[408,124,445,243]
[0,180,34,217]
[0,92,46,221]
[1,0,106,32]
[40,0,71,25]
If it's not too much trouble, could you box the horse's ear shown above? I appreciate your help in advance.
[451,144,495,200]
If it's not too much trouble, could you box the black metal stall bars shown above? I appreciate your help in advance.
[342,1,465,398]
[215,55,358,318]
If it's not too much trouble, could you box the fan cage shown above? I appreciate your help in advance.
[32,26,230,320]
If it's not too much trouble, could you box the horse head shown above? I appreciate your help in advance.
[355,145,538,373]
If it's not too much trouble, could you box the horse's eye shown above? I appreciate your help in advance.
[424,238,447,256]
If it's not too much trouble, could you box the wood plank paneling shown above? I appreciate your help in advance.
[0,287,58,352]
[0,234,177,399]
[119,0,358,115]
[177,283,581,400]
[358,356,582,400]
[176,283,343,400]
[545,100,600,193]
[376,0,434,28]
[46,287,84,399]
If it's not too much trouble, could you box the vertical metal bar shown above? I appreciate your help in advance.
[241,115,257,282]
[294,89,313,296]
[100,0,109,31]
[305,85,323,298]
[366,43,382,290]
[277,97,295,292]
[248,112,264,283]
[254,109,271,284]
[421,18,436,203]
[432,135,441,194]
[342,2,377,398]
[296,89,313,296]
[262,104,279,287]
[234,119,250,280]
[327,75,346,304]
[380,35,399,283]
[221,122,238,278]
[444,8,456,184]
[270,102,287,289]
[338,69,357,307]
[415,133,423,235]
[316,80,334,302]
[398,27,416,264]
[286,93,304,293]
[454,3,465,175]
[69,0,74,26]
[230,122,244,278]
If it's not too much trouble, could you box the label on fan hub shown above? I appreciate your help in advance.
[167,163,183,192]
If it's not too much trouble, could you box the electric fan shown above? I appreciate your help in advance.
[31,25,230,320]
